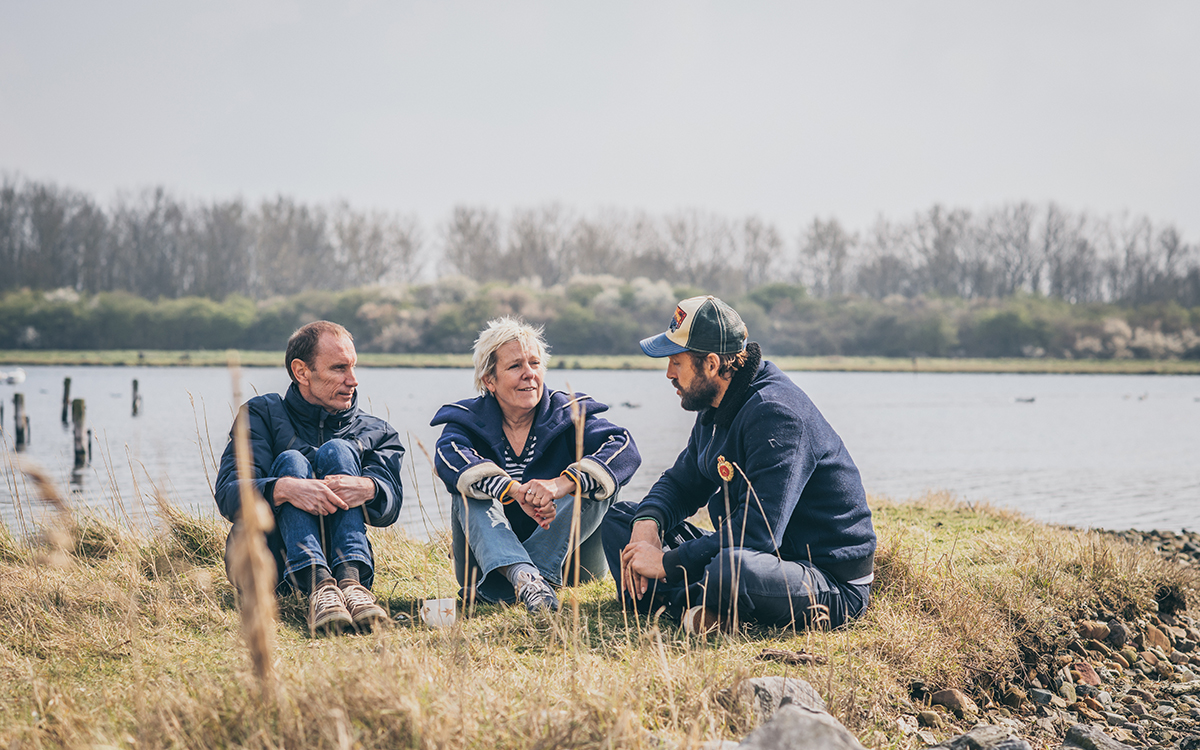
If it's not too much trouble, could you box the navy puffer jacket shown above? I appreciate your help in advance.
[214,383,404,529]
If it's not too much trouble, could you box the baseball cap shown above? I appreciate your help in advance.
[639,295,748,357]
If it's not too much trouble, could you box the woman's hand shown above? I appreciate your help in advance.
[513,476,573,529]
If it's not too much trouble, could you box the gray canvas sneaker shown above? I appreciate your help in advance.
[515,572,560,615]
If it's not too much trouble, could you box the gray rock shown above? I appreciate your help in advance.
[1058,723,1138,749]
[734,704,866,750]
[1166,681,1200,696]
[734,676,827,726]
[1103,712,1125,725]
[698,742,741,750]
[1106,620,1129,649]
[927,725,1032,750]
[1031,688,1056,705]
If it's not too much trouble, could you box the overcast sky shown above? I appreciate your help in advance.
[2,1,1198,239]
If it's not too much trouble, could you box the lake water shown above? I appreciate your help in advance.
[2,365,1198,537]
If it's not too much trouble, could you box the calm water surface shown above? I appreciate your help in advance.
[2,365,1197,537]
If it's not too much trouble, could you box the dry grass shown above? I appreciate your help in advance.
[0,479,1194,749]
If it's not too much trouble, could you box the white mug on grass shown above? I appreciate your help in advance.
[421,597,456,628]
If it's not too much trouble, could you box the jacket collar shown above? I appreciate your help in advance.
[700,342,763,428]
[284,382,358,427]
[431,387,594,447]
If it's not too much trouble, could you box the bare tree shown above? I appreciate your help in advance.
[252,196,335,296]
[799,216,855,297]
[571,210,630,278]
[910,205,972,297]
[331,202,424,287]
[741,216,782,291]
[855,216,916,299]
[441,205,500,282]
[506,204,573,286]
[663,210,737,294]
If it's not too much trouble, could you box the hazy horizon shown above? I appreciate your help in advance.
[3,1,1198,238]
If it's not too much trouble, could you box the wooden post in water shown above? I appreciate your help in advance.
[61,377,72,424]
[13,393,27,448]
[132,378,141,416]
[72,398,87,468]
[87,427,93,463]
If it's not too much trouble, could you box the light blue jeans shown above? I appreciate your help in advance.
[451,490,612,604]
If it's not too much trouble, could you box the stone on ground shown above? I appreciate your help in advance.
[1058,723,1136,750]
[733,704,866,750]
[734,676,827,725]
[928,725,1032,750]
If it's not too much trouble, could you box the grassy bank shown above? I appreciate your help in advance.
[4,349,1200,374]
[2,487,1195,749]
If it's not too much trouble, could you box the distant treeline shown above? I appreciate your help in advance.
[3,280,1198,360]
[3,175,1199,308]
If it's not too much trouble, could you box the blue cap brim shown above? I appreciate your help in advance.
[639,333,689,358]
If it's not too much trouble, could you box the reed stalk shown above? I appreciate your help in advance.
[224,350,277,689]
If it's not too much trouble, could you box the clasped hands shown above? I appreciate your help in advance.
[273,475,375,515]
[511,475,575,530]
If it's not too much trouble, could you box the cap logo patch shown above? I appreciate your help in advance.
[669,307,687,333]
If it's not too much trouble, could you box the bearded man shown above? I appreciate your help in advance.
[602,296,876,631]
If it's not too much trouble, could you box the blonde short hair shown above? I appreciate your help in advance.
[472,317,550,394]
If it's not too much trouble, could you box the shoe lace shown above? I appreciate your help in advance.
[313,584,343,611]
[342,584,375,609]
[517,576,557,610]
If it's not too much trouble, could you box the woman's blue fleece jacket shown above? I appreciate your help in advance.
[430,388,641,540]
[634,355,876,585]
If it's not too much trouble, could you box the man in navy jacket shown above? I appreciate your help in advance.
[214,321,404,633]
[603,296,876,632]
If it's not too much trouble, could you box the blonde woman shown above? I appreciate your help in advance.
[431,317,641,613]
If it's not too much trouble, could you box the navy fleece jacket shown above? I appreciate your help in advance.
[634,354,875,584]
[431,388,641,541]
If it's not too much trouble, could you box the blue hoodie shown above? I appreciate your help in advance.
[430,388,641,541]
[633,349,875,585]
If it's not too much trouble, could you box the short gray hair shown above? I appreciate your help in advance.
[472,316,550,393]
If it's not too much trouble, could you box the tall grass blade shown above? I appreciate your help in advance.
[225,350,277,689]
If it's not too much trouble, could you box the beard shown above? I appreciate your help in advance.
[674,372,721,412]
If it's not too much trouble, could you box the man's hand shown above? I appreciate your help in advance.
[322,474,376,508]
[620,519,666,600]
[273,476,349,515]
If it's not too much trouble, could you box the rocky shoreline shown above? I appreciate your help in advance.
[906,528,1200,749]
[703,528,1200,749]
